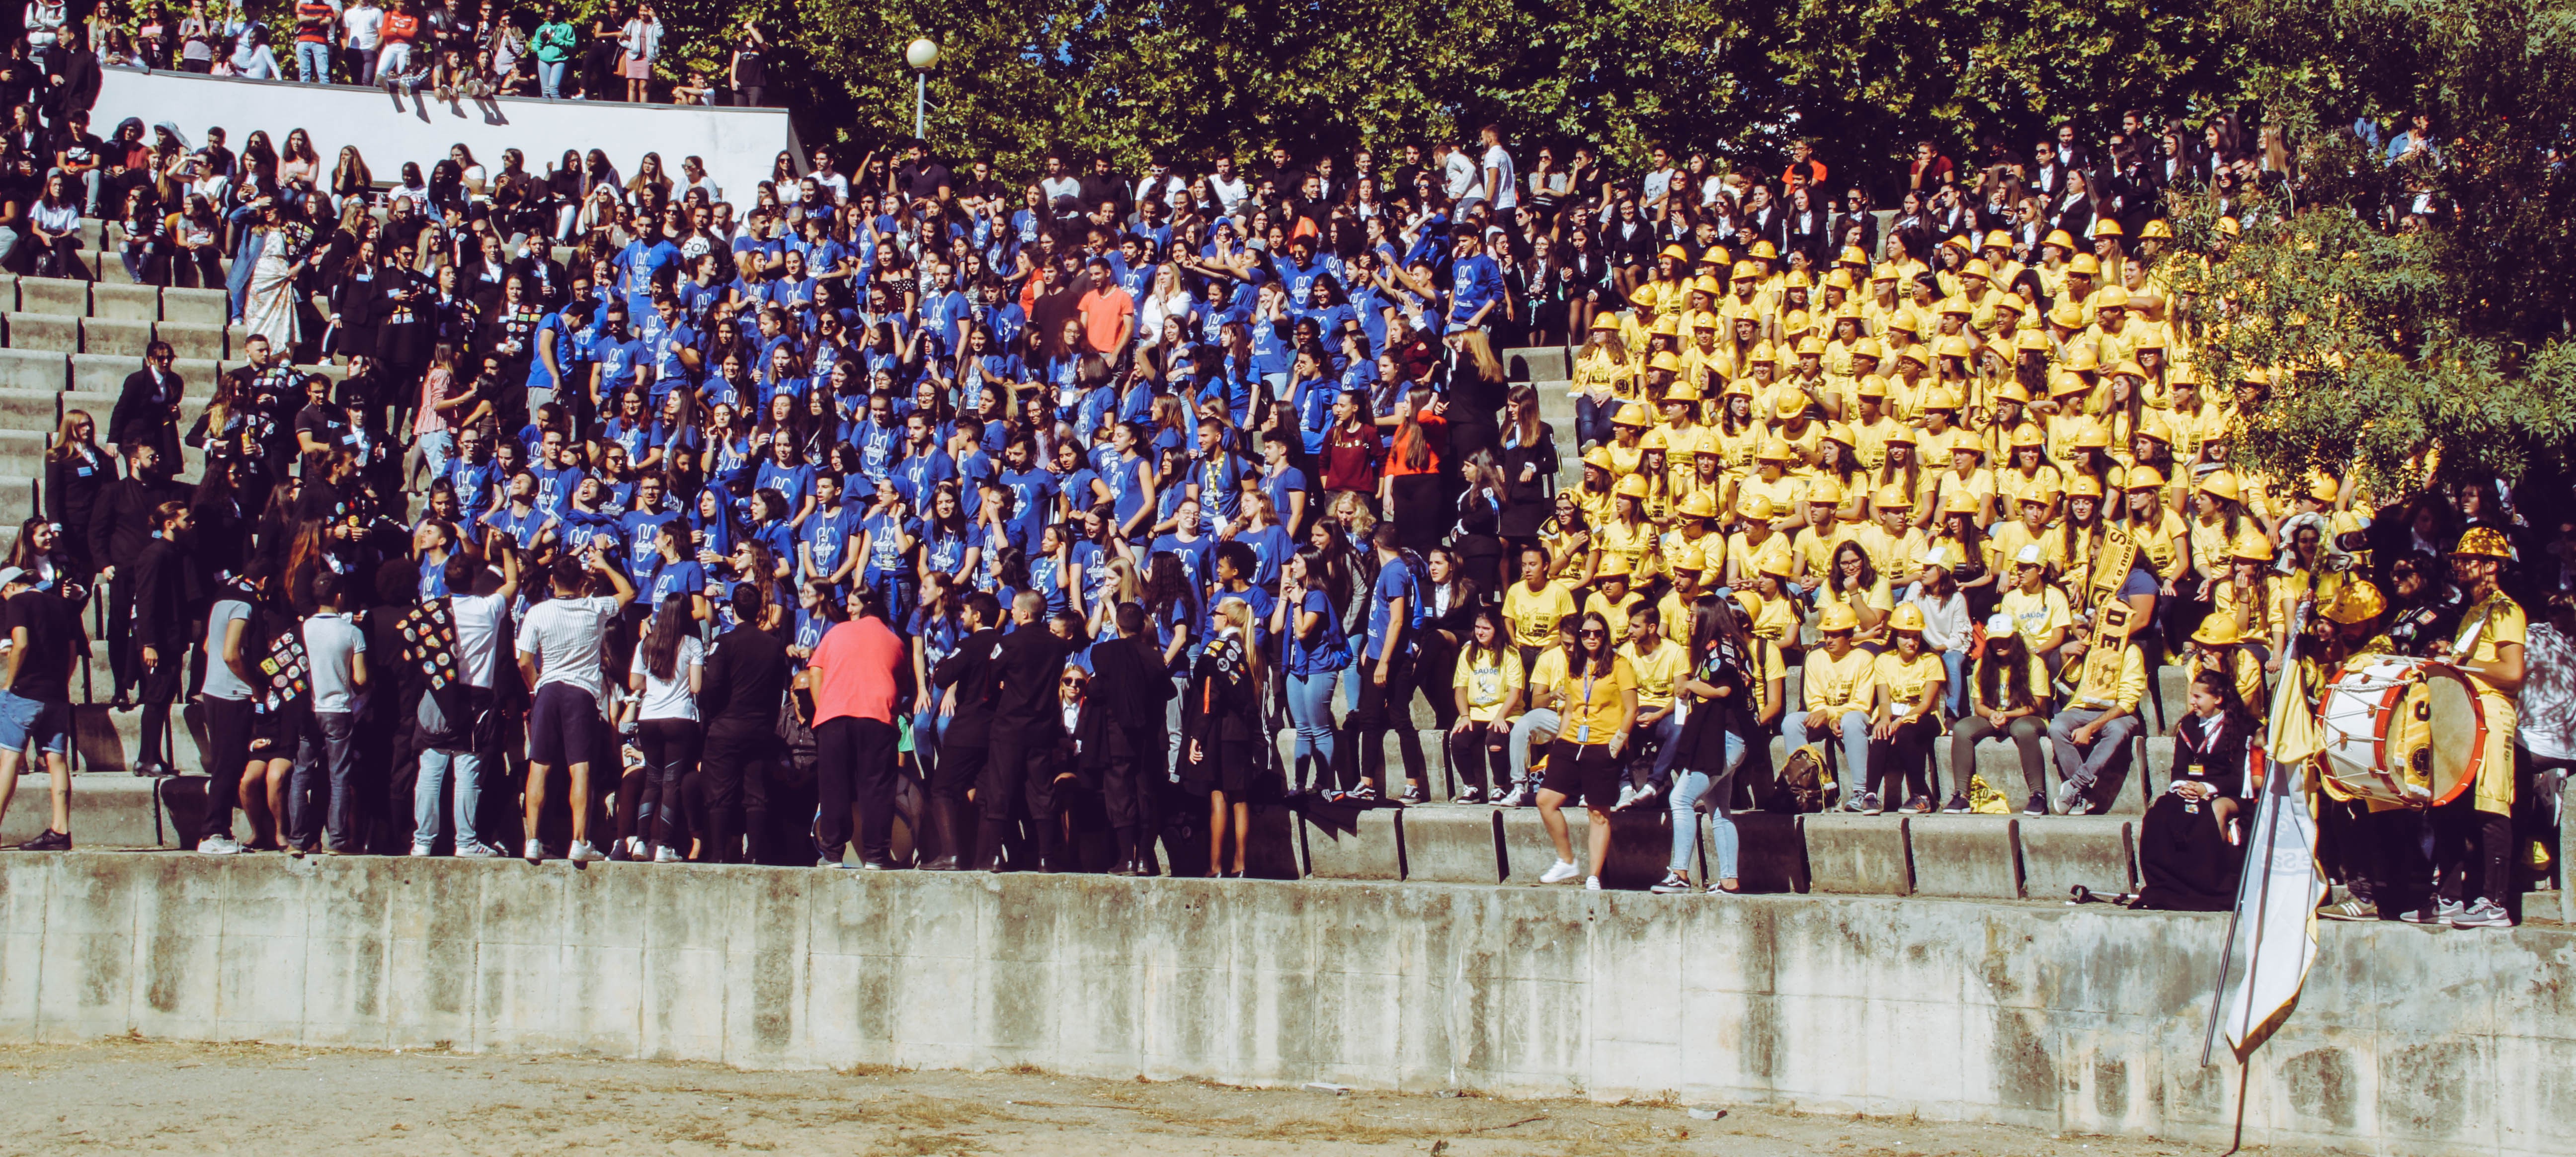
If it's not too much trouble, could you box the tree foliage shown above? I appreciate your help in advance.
[2166,0,2576,498]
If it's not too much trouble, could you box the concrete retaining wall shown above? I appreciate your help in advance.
[2,853,2569,1154]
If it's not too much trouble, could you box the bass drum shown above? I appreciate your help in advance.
[2316,653,2485,809]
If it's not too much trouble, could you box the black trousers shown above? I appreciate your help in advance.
[1341,654,1425,790]
[631,718,702,848]
[1100,724,1163,831]
[1448,724,1508,791]
[930,740,983,803]
[106,576,136,697]
[815,716,899,862]
[200,694,256,838]
[136,642,183,770]
[979,732,1067,823]
[699,719,774,864]
[1866,716,1940,803]
[2433,796,2512,908]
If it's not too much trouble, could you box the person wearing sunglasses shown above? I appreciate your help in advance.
[1531,611,1636,890]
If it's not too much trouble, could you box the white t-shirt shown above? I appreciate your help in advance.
[202,598,254,702]
[1039,174,1082,206]
[517,594,621,698]
[449,590,513,690]
[303,612,367,714]
[1481,144,1518,210]
[1443,151,1479,201]
[628,634,703,722]
[1207,172,1248,211]
[341,4,381,48]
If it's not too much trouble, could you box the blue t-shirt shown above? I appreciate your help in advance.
[803,504,862,580]
[860,510,917,580]
[1151,531,1215,594]
[755,460,816,515]
[647,558,707,608]
[1287,587,1351,675]
[1363,555,1418,660]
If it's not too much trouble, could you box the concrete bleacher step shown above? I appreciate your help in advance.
[0,771,172,848]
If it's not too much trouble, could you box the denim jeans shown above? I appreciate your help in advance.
[413,746,483,850]
[1784,709,1871,799]
[1936,647,1969,718]
[1162,673,1189,783]
[296,39,332,83]
[415,428,455,480]
[120,245,153,284]
[2047,706,2140,795]
[1667,732,1748,875]
[291,710,360,851]
[1634,710,1684,791]
[1286,668,1340,788]
[1507,708,1562,788]
[539,59,568,97]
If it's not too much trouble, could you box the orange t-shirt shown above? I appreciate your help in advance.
[809,617,904,724]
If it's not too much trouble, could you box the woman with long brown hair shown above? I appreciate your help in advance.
[1532,610,1636,891]
[1376,384,1449,553]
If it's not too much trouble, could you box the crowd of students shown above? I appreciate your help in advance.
[0,90,2563,915]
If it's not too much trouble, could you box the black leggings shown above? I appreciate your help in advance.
[1949,713,2048,799]
[629,718,701,848]
[1866,716,1940,803]
[1448,723,1508,792]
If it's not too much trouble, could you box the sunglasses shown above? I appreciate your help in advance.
[1578,629,1608,638]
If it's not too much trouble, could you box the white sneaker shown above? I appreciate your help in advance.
[408,844,433,857]
[457,841,502,859]
[566,840,607,863]
[652,845,681,864]
[523,839,546,863]
[195,834,245,855]
[1610,783,1637,810]
[1538,859,1582,885]
[1585,876,1603,891]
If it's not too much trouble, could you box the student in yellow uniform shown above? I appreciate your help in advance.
[1846,371,1900,468]
[1573,447,1619,529]
[1954,611,2056,816]
[1617,603,1692,809]
[1502,543,1581,669]
[1583,554,1648,643]
[1863,603,1949,814]
[1875,422,1932,521]
[1722,495,1791,591]
[1987,487,2065,578]
[2383,528,2526,926]
[1815,539,1895,647]
[1659,491,1723,573]
[1596,474,1661,582]
[2184,614,2266,708]
[1448,609,1525,804]
[1531,612,1637,891]
[1791,603,1878,809]
[1852,485,1929,578]
[1929,438,1999,530]
[2117,466,2190,593]
[1790,477,1855,592]
[1737,440,1808,529]
[1995,425,2066,514]
[2208,532,2285,666]
[1657,541,1714,633]
[1605,402,1653,478]
[1997,543,2074,667]
[2045,613,2149,815]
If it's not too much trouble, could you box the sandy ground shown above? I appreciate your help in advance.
[0,1039,2336,1156]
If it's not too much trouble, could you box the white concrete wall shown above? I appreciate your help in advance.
[1,854,2567,1155]
[90,68,790,214]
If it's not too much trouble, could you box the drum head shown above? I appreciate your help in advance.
[2423,668,2485,806]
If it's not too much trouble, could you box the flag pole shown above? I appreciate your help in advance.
[2199,605,2312,1067]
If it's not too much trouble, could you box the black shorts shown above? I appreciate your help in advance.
[1540,740,1621,808]
[528,683,600,767]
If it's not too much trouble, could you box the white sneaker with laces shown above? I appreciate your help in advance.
[1538,859,1582,885]
[653,845,682,864]
[566,840,608,863]
[408,844,433,857]
[1585,876,1603,891]
[523,839,546,863]
[1610,783,1638,810]
[195,834,245,855]
[457,841,501,858]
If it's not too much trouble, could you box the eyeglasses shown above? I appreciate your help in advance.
[1578,629,1607,638]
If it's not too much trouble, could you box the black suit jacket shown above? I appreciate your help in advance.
[89,473,180,575]
[129,536,189,646]
[110,367,182,452]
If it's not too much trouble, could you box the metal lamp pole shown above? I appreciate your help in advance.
[905,38,938,138]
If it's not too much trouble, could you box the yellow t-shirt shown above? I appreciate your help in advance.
[1620,638,1690,710]
[1596,519,1659,577]
[1554,656,1637,744]
[2456,593,2529,697]
[1874,649,1947,712]
[1452,648,1527,723]
[1745,638,1788,720]
[1527,648,1570,711]
[1802,646,1878,715]
[1583,590,1646,643]
[1998,583,2073,648]
[1501,579,1579,650]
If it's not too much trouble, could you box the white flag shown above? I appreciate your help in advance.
[2223,753,2325,1054]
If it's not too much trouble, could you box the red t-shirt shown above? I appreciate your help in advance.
[380,10,419,45]
[809,617,903,724]
[1318,421,1381,494]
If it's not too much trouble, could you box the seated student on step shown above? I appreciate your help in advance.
[2134,670,2250,910]
[2045,620,2148,816]
[1952,614,2054,817]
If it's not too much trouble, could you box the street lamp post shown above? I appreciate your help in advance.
[905,38,938,139]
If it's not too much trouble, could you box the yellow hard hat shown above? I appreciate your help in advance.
[2230,532,2274,562]
[2452,526,2514,560]
[2071,424,2112,451]
[1874,485,1913,509]
[1924,388,1964,412]
[1582,447,1615,472]
[1747,341,1779,363]
[1613,402,1654,427]
[1882,422,1916,444]
[2198,470,2243,503]
[1614,474,1651,499]
[1738,494,1777,521]
[1806,478,1844,505]
[1855,375,1888,398]
[1749,240,1778,260]
[2094,286,2132,310]
[1731,260,1763,281]
[1661,380,1699,405]
[2094,219,2125,238]
[2019,480,2063,505]
[1671,543,1708,574]
[1733,588,1767,620]
[1852,337,1887,359]
[2135,413,2174,445]
[1690,274,1724,296]
[1659,244,1690,261]
[2216,216,2242,237]
[1821,421,1856,446]
[1837,245,1870,268]
[1982,230,2014,250]
[1932,334,1975,361]
[1794,335,1825,357]
[2068,253,2101,276]
[2125,465,2168,490]
[1597,553,1634,578]
[2322,579,2387,624]
[1962,258,1994,280]
[1651,315,1682,336]
[2009,423,2046,449]
[2044,229,2077,251]
[1757,437,1795,461]
[2191,617,2241,647]
[1870,262,1901,282]
[1887,602,1927,633]
[2061,344,2100,373]
[1773,392,1807,421]
[2109,358,2148,380]
[1677,491,1719,519]
[1937,296,1972,318]
[2067,476,2105,499]
[1942,491,1980,515]
[2141,219,2174,240]
[1817,603,1861,633]
[1648,351,1685,373]
[1590,313,1621,332]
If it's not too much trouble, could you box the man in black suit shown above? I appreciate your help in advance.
[1088,601,1174,875]
[88,442,184,710]
[38,27,99,129]
[925,590,1002,871]
[698,582,789,863]
[977,590,1074,872]
[109,341,184,467]
[126,500,193,776]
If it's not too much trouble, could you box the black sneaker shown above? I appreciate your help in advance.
[13,828,70,851]
[1942,794,1972,814]
[2022,793,2048,817]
